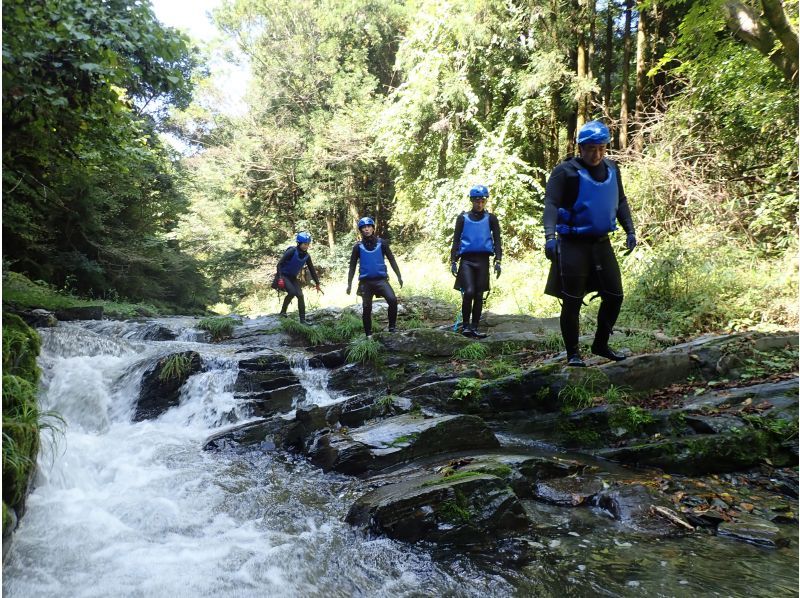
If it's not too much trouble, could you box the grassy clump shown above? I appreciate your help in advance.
[158,353,194,381]
[454,342,489,360]
[558,371,608,413]
[280,312,366,346]
[346,336,383,365]
[197,316,238,341]
[2,313,64,531]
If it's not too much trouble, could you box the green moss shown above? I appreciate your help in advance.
[384,432,420,447]
[2,501,10,533]
[421,470,483,487]
[557,420,603,448]
[2,313,41,381]
[478,464,513,479]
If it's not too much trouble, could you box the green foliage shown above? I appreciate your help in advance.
[454,342,489,360]
[346,336,383,365]
[608,406,654,435]
[603,385,631,405]
[738,347,799,380]
[451,377,483,404]
[622,231,799,335]
[438,488,472,524]
[197,316,238,341]
[421,470,482,487]
[3,0,212,311]
[482,358,521,379]
[741,414,797,441]
[384,432,420,447]
[158,354,193,382]
[3,313,41,381]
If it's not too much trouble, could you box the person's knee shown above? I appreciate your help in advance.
[599,291,623,306]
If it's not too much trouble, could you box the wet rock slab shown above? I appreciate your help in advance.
[346,472,530,545]
[717,514,787,547]
[307,413,500,474]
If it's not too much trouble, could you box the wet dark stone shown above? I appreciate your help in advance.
[532,476,604,507]
[717,514,787,547]
[134,351,204,421]
[54,306,105,321]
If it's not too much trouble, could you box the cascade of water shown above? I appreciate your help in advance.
[4,321,494,598]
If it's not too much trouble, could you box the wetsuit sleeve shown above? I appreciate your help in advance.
[276,247,294,274]
[381,240,402,280]
[490,214,503,263]
[614,163,635,235]
[346,244,359,288]
[543,165,567,241]
[305,255,320,285]
[450,213,464,263]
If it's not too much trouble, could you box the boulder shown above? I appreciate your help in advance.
[531,475,605,507]
[134,351,203,421]
[346,472,530,545]
[480,313,560,334]
[378,328,471,356]
[54,306,104,321]
[306,413,500,474]
[594,429,795,475]
[717,514,787,547]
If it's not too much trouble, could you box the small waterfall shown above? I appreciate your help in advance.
[288,353,339,409]
[4,320,498,598]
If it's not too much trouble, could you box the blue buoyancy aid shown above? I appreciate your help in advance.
[279,247,309,277]
[359,239,388,279]
[458,213,494,255]
[556,160,619,236]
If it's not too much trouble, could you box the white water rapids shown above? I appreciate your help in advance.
[2,320,505,597]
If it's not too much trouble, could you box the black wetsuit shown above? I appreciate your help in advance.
[450,210,502,330]
[543,157,635,355]
[347,236,402,335]
[274,246,320,322]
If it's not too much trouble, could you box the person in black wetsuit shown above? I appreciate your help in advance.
[543,120,637,366]
[346,217,403,336]
[272,231,322,324]
[450,185,502,338]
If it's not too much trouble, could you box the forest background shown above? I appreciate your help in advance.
[3,0,798,337]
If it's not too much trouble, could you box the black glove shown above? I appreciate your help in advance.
[545,239,557,261]
[398,278,403,289]
[451,262,458,277]
[346,284,351,295]
[626,233,637,252]
[494,261,501,278]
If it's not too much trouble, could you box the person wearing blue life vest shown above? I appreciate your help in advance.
[346,217,403,336]
[450,185,502,338]
[272,232,322,324]
[543,120,637,367]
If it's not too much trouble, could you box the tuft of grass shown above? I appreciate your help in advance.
[198,316,238,341]
[346,336,383,365]
[558,372,607,413]
[454,342,489,360]
[158,353,193,381]
[603,384,631,405]
[608,405,654,434]
[483,358,521,379]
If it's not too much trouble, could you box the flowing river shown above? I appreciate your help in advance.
[3,318,797,597]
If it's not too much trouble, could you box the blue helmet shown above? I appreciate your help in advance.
[469,185,489,198]
[577,120,611,145]
[296,231,311,244]
[358,217,375,230]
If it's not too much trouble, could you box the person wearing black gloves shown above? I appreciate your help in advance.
[272,231,322,324]
[450,185,502,338]
[346,217,403,336]
[543,120,637,366]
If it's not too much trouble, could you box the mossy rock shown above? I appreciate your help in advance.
[2,313,41,382]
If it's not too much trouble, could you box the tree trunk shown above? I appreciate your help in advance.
[619,0,632,150]
[576,0,595,131]
[603,1,615,116]
[548,0,560,168]
[723,0,798,84]
[325,215,335,249]
[633,4,650,152]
